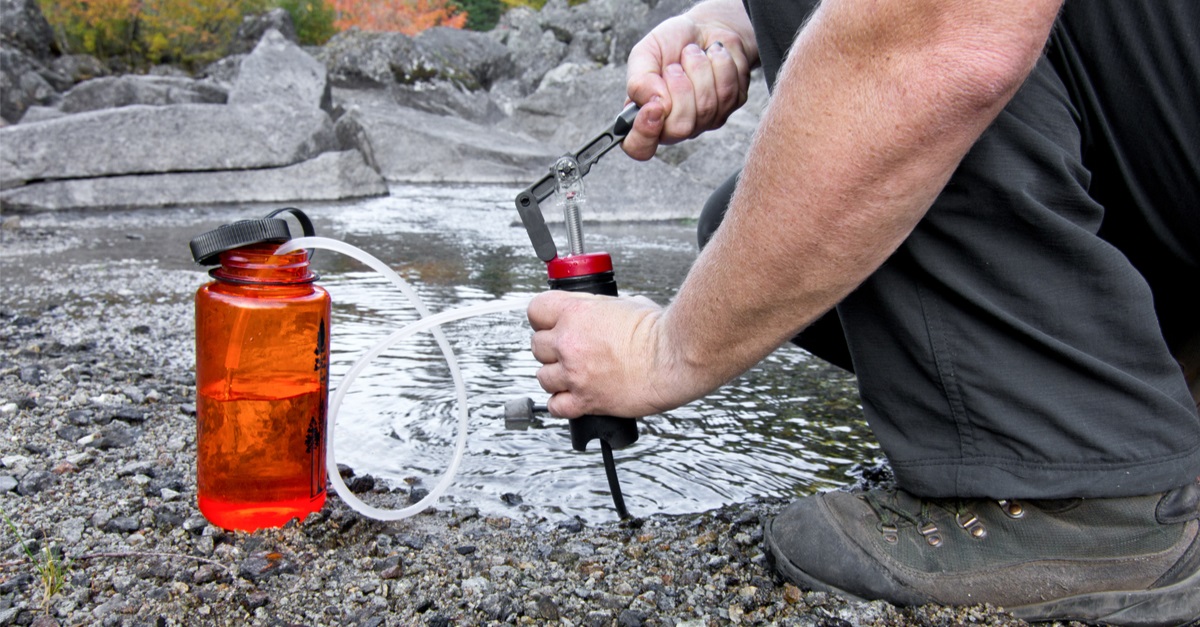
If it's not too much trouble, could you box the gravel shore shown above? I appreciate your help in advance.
[0,216,1060,626]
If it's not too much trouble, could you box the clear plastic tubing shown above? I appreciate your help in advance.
[277,237,532,521]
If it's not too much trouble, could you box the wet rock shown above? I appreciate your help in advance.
[347,474,375,494]
[16,469,55,495]
[557,517,584,533]
[500,492,523,506]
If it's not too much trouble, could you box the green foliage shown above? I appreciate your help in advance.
[37,0,140,61]
[3,508,67,614]
[276,0,339,45]
[456,0,504,31]
[37,0,270,71]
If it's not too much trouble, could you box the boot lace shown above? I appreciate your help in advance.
[862,489,1024,546]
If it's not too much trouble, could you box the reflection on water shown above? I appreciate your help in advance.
[314,185,877,523]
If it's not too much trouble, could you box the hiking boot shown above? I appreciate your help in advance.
[764,482,1200,626]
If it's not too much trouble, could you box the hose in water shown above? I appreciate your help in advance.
[278,236,531,521]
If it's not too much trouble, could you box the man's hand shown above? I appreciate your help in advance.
[527,291,713,419]
[623,0,759,161]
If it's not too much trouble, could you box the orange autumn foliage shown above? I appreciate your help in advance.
[331,0,466,35]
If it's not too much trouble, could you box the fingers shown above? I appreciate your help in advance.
[623,98,667,161]
[546,392,585,419]
[625,36,749,159]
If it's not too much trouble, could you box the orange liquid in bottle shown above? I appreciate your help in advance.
[194,244,329,531]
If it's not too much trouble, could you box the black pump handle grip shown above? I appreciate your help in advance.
[549,270,640,452]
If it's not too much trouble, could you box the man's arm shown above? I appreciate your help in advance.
[530,0,1063,419]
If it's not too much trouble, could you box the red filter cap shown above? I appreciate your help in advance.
[546,252,613,279]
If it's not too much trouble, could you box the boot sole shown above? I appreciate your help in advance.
[764,516,1200,627]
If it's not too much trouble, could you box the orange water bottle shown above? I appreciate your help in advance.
[188,208,329,531]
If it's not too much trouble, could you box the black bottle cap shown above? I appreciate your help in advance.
[189,208,316,266]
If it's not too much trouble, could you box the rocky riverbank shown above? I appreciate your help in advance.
[0,181,1067,627]
[1,0,757,221]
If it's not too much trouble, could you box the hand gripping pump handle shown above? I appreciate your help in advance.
[515,103,641,520]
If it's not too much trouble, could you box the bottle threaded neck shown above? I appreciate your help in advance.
[210,243,316,285]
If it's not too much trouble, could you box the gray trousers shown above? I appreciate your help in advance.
[705,0,1200,498]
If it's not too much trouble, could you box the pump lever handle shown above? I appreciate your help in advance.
[516,103,641,262]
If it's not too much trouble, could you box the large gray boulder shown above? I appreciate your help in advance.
[0,150,386,211]
[59,75,228,114]
[0,103,336,188]
[0,0,57,60]
[318,27,512,90]
[317,30,417,86]
[230,7,298,55]
[0,48,60,123]
[228,29,329,110]
[334,87,552,183]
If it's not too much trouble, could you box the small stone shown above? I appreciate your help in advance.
[16,470,56,495]
[238,553,296,582]
[18,365,43,385]
[66,409,94,425]
[55,425,86,443]
[65,452,94,467]
[618,609,646,627]
[782,583,803,604]
[500,492,523,506]
[485,516,512,530]
[193,564,221,584]
[347,474,375,493]
[182,514,208,534]
[0,475,17,492]
[117,460,156,477]
[380,564,403,580]
[105,516,141,534]
[86,425,139,450]
[455,545,476,556]
[241,590,270,610]
[51,460,78,475]
[557,518,584,533]
[112,406,146,423]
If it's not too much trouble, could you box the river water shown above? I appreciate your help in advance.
[2,183,879,523]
